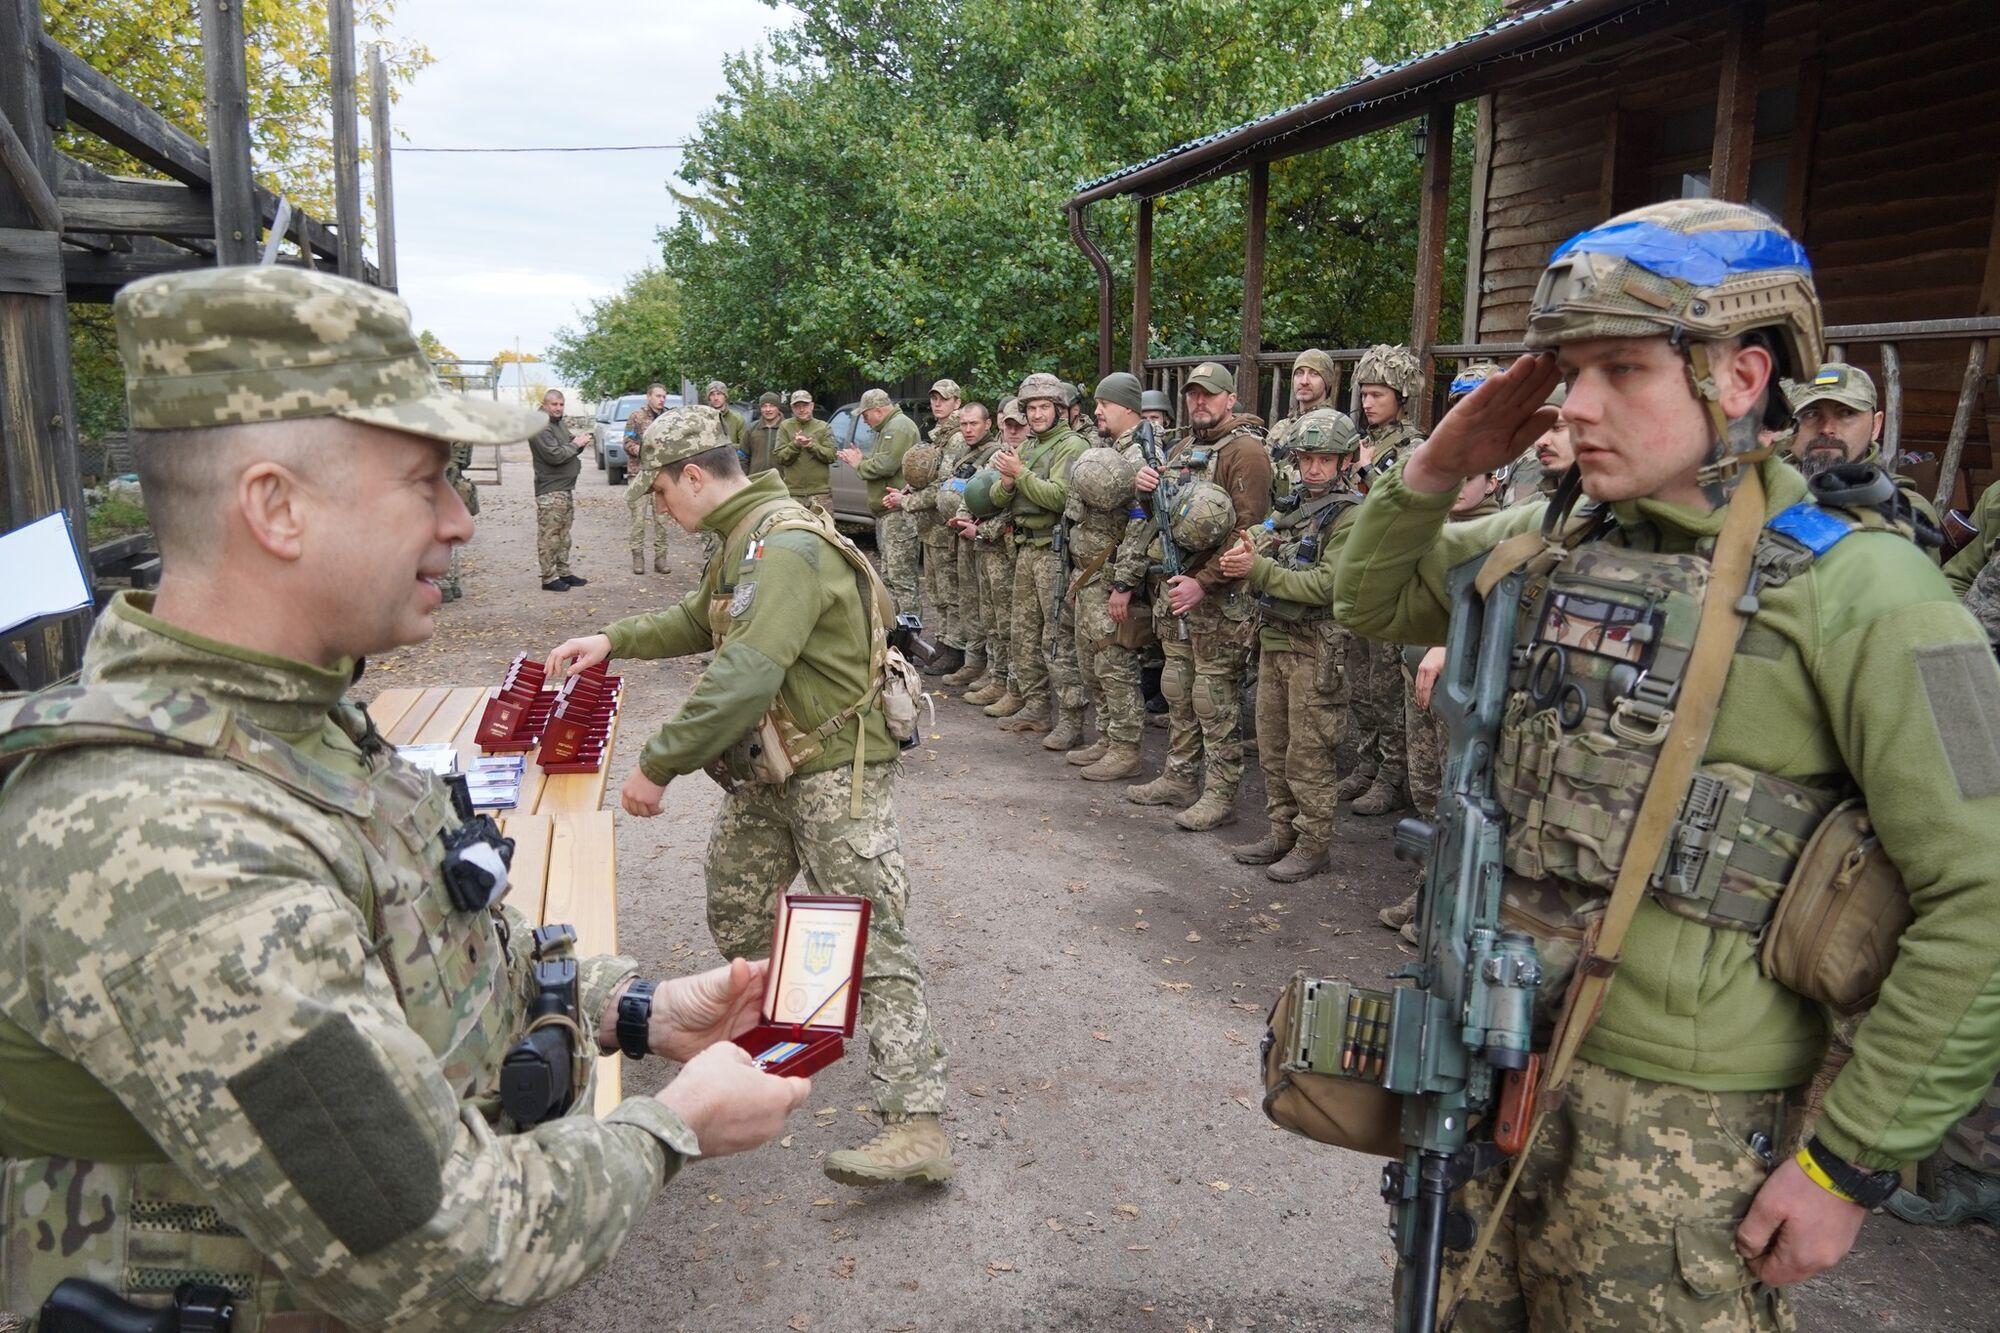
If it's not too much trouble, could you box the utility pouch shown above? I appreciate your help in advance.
[39,1278,235,1333]
[1259,973,1404,1158]
[1112,606,1157,651]
[1760,801,1911,1014]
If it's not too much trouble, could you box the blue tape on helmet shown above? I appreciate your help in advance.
[1449,374,1487,396]
[1550,220,1812,288]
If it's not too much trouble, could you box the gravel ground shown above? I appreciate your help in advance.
[361,442,1997,1331]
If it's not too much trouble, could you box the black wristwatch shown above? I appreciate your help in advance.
[1805,1136,1901,1208]
[615,979,657,1060]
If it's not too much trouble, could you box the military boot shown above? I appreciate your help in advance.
[1334,772,1374,801]
[631,551,645,575]
[1886,1165,2000,1228]
[1126,772,1197,806]
[924,646,966,679]
[1040,711,1085,751]
[653,551,670,573]
[942,651,987,688]
[964,678,1005,706]
[1065,737,1111,767]
[822,1114,954,1188]
[1379,890,1419,932]
[1268,841,1330,883]
[1352,780,1404,817]
[997,705,1052,734]
[1174,788,1239,832]
[1080,742,1142,782]
[982,691,1026,718]
[1232,825,1296,866]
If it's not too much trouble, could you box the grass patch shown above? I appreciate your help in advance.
[87,495,151,545]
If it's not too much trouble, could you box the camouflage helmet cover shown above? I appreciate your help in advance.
[1166,480,1236,553]
[1068,446,1139,510]
[964,466,1006,518]
[900,442,943,489]
[1292,407,1361,456]
[1354,344,1424,401]
[637,405,727,485]
[1017,372,1065,404]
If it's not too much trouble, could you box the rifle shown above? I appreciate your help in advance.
[1134,419,1188,641]
[1049,517,1071,657]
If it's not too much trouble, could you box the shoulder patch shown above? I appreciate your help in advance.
[1767,502,1856,556]
[729,581,756,617]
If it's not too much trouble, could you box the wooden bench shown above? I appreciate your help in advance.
[364,683,626,1115]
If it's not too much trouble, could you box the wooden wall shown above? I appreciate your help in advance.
[1469,0,2000,501]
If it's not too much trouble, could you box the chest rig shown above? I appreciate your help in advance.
[1258,490,1358,623]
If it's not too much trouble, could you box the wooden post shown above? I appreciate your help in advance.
[328,0,362,277]
[1237,161,1267,405]
[0,0,88,684]
[1130,196,1152,378]
[1709,0,1764,203]
[1934,341,1987,514]
[1410,105,1456,432]
[199,0,257,265]
[1880,342,1902,460]
[367,43,397,289]
[1462,95,1495,345]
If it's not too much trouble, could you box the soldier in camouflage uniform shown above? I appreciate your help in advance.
[1057,373,1152,776]
[940,402,1003,688]
[625,381,671,574]
[1215,407,1364,881]
[1784,363,1939,545]
[549,405,952,1189]
[0,267,808,1332]
[439,439,477,601]
[984,373,1090,733]
[530,388,588,592]
[1335,199,2000,1330]
[1116,361,1275,831]
[707,380,747,456]
[1338,343,1426,818]
[900,380,969,677]
[841,388,922,619]
[1504,381,1572,505]
[1951,478,2000,650]
[961,400,1028,706]
[1265,348,1340,499]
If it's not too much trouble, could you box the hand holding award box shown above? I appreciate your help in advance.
[731,893,871,1079]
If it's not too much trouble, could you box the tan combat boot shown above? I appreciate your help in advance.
[1267,841,1330,882]
[963,677,1004,705]
[1351,780,1404,817]
[1379,889,1419,931]
[631,551,645,575]
[982,691,1026,718]
[1065,737,1111,767]
[654,551,670,574]
[1040,712,1086,751]
[1232,825,1296,866]
[997,705,1052,734]
[822,1113,953,1187]
[1080,742,1143,782]
[1334,772,1374,801]
[1125,772,1197,806]
[1174,788,1239,832]
[942,651,987,687]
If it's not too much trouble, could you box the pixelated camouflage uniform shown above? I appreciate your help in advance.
[851,406,922,618]
[1401,491,1503,814]
[440,441,477,599]
[1067,431,1152,746]
[1344,417,1424,794]
[997,420,1089,721]
[624,404,669,569]
[948,434,1007,672]
[600,471,947,1117]
[905,410,967,650]
[530,416,581,583]
[975,511,1018,688]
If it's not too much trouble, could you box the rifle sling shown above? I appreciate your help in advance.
[1438,462,1768,1329]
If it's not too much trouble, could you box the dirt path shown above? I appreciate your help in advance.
[363,442,1996,1331]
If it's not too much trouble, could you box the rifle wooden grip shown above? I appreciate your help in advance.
[1494,1053,1541,1156]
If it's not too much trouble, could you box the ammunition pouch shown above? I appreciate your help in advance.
[1646,763,1839,932]
[1760,801,1911,1014]
[1259,973,1404,1158]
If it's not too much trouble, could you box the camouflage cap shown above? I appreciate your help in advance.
[930,378,962,399]
[114,266,542,445]
[789,388,814,405]
[1787,362,1877,415]
[1094,371,1143,413]
[859,387,894,411]
[1185,362,1234,395]
[1017,372,1064,404]
[998,396,1028,425]
[636,405,727,485]
[706,380,728,396]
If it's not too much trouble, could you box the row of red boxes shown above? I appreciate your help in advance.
[473,654,620,773]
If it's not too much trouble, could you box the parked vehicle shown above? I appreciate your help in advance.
[826,402,886,533]
[593,392,682,484]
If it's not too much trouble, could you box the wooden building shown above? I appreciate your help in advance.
[1067,0,2000,513]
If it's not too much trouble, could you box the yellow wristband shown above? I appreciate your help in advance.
[1794,1146,1856,1203]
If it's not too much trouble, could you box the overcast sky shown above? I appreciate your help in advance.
[383,0,793,362]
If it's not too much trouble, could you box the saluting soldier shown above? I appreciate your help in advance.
[548,407,953,1189]
[0,268,807,1331]
[1334,199,2000,1329]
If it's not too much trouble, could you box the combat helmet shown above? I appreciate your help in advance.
[1018,372,1065,404]
[900,443,943,489]
[1526,198,1822,471]
[1291,407,1361,456]
[964,467,1006,518]
[1069,446,1139,510]
[1140,388,1174,421]
[1354,344,1425,402]
[1447,361,1504,404]
[1167,480,1236,553]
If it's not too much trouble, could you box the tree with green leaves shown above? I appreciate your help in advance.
[547,268,683,401]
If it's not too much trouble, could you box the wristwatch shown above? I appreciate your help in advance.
[1804,1136,1900,1208]
[615,979,657,1061]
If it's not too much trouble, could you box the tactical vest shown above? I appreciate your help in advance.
[1257,489,1358,624]
[1151,423,1265,622]
[1008,427,1082,539]
[0,685,570,1329]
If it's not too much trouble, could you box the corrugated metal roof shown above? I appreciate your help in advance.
[1072,0,1602,195]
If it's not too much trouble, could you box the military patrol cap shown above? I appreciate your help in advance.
[790,388,814,405]
[1787,362,1877,415]
[115,266,542,445]
[999,396,1028,426]
[1094,371,1143,413]
[706,380,728,396]
[930,378,962,399]
[1017,373,1064,404]
[858,387,894,411]
[1185,362,1235,395]
[636,405,727,485]
[758,391,782,407]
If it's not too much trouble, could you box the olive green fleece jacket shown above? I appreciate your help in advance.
[992,423,1087,539]
[853,408,920,513]
[601,474,898,786]
[774,417,837,497]
[1943,476,2000,596]
[1332,454,2000,1172]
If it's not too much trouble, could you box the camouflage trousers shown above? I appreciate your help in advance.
[1073,575,1145,745]
[1446,1058,1793,1332]
[704,762,948,1116]
[1155,597,1254,794]
[1348,637,1408,790]
[954,537,986,660]
[437,544,463,600]
[1403,667,1446,815]
[1964,556,2000,645]
[1253,625,1348,846]
[920,528,964,649]
[977,541,1017,686]
[535,489,575,581]
[1946,1070,2000,1173]
[627,474,668,561]
[875,510,920,619]
[1010,543,1083,716]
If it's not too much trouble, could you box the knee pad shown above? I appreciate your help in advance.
[1192,673,1231,721]
[1160,657,1194,704]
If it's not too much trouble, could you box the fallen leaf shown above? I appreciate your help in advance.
[1222,1031,1248,1046]
[1127,1244,1150,1251]
[788,1315,809,1331]
[1091,1030,1112,1042]
[1045,1217,1064,1231]
[1232,1094,1255,1111]
[985,1260,1016,1278]
[811,1197,837,1207]
[1134,920,1149,931]
[1208,1180,1231,1191]
[1067,880,1089,893]
[1185,931,1202,942]
[814,1107,840,1117]
[1114,1203,1140,1218]
[967,1085,988,1097]
[833,1256,855,1280]
[1229,999,1261,1012]
[780,1135,795,1148]
[1157,980,1192,993]
[706,1193,722,1203]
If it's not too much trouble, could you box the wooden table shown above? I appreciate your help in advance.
[365,684,626,1115]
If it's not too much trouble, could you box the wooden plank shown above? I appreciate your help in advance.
[1129,195,1151,377]
[413,685,485,745]
[328,0,363,278]
[199,0,257,265]
[0,106,60,232]
[58,177,212,236]
[383,685,451,745]
[1462,95,1494,345]
[1410,104,1456,433]
[1783,54,1823,240]
[496,813,552,935]
[1236,161,1267,402]
[45,39,211,187]
[366,43,397,290]
[0,226,61,295]
[540,810,620,1114]
[362,685,425,735]
[447,687,494,769]
[1934,341,1988,512]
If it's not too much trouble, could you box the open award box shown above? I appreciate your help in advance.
[732,893,871,1079]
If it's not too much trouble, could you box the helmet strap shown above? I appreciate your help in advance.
[1679,336,1773,500]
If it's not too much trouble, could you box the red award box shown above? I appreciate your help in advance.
[731,893,871,1080]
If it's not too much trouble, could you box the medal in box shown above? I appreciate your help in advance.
[732,893,871,1079]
